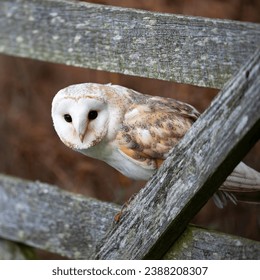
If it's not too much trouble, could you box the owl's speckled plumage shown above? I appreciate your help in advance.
[52,83,260,204]
[116,97,198,171]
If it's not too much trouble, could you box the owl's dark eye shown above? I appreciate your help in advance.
[64,114,72,123]
[88,110,98,120]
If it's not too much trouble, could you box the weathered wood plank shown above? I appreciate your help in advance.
[0,174,119,259]
[0,174,259,259]
[94,49,260,259]
[164,226,260,260]
[0,0,259,88]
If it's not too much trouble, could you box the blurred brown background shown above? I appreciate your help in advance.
[0,0,259,255]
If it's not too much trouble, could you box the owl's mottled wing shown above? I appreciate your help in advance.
[116,95,199,170]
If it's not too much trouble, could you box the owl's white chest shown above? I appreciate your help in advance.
[77,142,153,180]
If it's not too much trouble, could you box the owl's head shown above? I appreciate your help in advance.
[51,83,121,151]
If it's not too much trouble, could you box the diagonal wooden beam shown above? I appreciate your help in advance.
[95,49,260,259]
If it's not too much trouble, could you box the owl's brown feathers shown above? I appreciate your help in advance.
[116,96,199,170]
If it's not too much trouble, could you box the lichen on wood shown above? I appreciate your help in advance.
[0,174,119,259]
[164,226,260,260]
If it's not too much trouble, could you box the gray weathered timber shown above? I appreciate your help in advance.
[0,174,119,259]
[164,226,260,260]
[0,175,259,260]
[0,0,260,88]
[95,49,260,259]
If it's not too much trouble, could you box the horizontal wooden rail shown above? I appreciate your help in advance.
[0,0,260,88]
[0,175,259,259]
[0,174,119,259]
[164,226,260,260]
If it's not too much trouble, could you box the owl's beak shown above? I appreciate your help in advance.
[79,133,85,143]
[77,119,88,143]
[79,126,88,143]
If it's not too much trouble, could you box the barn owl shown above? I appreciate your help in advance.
[51,83,260,207]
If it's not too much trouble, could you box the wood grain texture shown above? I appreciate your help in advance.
[164,226,260,260]
[0,0,260,88]
[0,174,259,259]
[0,174,119,259]
[94,49,260,259]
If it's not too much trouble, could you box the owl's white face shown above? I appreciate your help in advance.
[51,85,111,151]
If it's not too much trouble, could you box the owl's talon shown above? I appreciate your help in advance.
[114,211,123,223]
[114,193,137,223]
